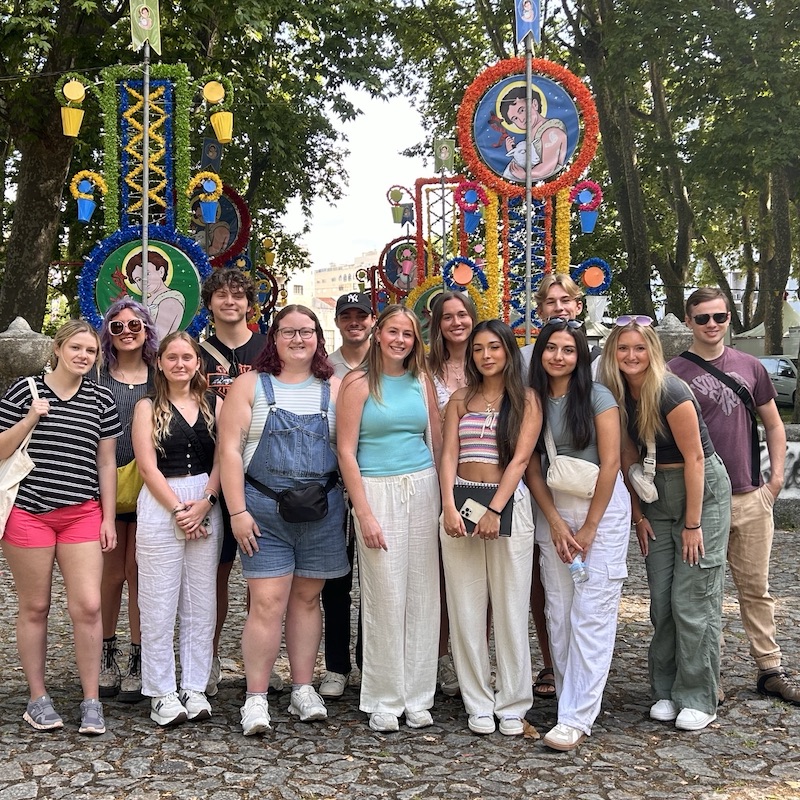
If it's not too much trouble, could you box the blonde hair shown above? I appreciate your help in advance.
[599,322,666,444]
[51,320,103,371]
[361,305,430,402]
[151,332,215,455]
[534,273,583,309]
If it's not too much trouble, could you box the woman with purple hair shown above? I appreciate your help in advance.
[95,298,158,703]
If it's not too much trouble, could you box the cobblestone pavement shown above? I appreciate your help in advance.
[0,530,798,800]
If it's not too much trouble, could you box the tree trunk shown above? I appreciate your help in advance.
[0,114,73,331]
[575,1,654,316]
[764,167,792,355]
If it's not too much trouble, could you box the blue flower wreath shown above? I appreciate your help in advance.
[78,224,211,337]
[443,256,489,292]
[573,257,612,295]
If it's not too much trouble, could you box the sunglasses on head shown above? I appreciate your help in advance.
[109,319,145,335]
[691,312,729,325]
[615,315,654,327]
[546,317,583,329]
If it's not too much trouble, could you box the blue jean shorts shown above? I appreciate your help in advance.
[240,482,350,580]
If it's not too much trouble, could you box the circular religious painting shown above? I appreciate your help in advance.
[188,184,251,268]
[78,225,211,339]
[457,58,599,199]
[378,238,432,294]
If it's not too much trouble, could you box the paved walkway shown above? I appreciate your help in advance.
[0,531,798,800]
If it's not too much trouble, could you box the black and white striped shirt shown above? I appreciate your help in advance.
[0,376,122,513]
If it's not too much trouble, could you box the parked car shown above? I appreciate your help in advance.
[758,356,797,407]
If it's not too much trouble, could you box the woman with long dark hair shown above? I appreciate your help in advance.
[426,290,478,697]
[132,332,222,727]
[96,298,157,703]
[526,319,630,751]
[338,305,442,733]
[600,317,731,732]
[439,319,540,736]
[218,305,349,735]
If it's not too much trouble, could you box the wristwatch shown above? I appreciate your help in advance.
[204,493,218,506]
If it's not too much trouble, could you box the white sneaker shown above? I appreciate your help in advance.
[369,712,399,732]
[468,715,496,735]
[288,685,327,721]
[437,654,460,697]
[543,722,587,751]
[179,689,211,721]
[649,699,678,722]
[241,695,271,735]
[150,692,188,727]
[405,709,433,729]
[205,656,221,697]
[319,671,350,699]
[498,715,524,736]
[675,708,716,731]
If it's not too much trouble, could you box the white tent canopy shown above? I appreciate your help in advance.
[734,301,800,338]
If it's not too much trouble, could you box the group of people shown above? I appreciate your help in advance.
[0,270,797,745]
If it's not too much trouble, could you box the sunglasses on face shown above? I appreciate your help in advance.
[691,312,729,325]
[109,319,145,335]
[615,315,654,327]
[545,317,583,329]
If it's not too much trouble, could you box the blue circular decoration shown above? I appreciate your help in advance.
[78,224,211,338]
[573,257,612,295]
[442,256,489,292]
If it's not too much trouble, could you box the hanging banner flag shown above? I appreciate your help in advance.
[515,0,540,46]
[434,138,455,173]
[130,0,162,55]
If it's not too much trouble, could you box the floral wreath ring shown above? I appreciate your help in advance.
[406,274,493,323]
[454,181,489,213]
[456,58,599,200]
[443,256,488,292]
[569,180,602,211]
[573,257,611,295]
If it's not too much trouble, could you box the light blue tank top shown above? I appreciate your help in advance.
[358,372,432,477]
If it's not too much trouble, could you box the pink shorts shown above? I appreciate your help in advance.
[3,499,102,548]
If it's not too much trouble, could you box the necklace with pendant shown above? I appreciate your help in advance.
[479,389,504,436]
[116,367,144,390]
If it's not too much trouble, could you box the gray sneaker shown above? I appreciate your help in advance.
[23,695,63,731]
[79,699,106,735]
[99,637,121,698]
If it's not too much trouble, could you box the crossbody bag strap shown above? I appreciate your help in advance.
[170,407,214,473]
[677,351,760,486]
[18,377,40,454]
[543,424,558,464]
[643,439,656,478]
[199,340,232,373]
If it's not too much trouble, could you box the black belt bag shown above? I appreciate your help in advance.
[245,473,338,523]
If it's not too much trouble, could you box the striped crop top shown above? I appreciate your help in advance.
[457,411,500,465]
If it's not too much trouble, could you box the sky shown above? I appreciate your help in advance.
[281,90,431,271]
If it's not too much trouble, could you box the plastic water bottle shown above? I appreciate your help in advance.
[569,554,589,584]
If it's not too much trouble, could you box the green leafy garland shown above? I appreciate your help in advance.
[199,73,235,112]
[99,63,192,233]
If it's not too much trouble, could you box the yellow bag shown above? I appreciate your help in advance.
[116,459,144,514]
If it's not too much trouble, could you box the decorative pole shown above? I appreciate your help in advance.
[524,32,533,344]
[142,38,150,302]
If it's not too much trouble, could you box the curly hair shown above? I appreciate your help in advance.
[201,268,256,311]
[427,291,477,382]
[253,305,333,380]
[150,332,215,456]
[100,298,158,370]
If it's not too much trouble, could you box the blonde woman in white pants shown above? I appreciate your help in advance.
[133,332,222,728]
[338,305,442,733]
[439,320,541,736]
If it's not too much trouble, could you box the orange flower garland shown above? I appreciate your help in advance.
[456,58,599,200]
